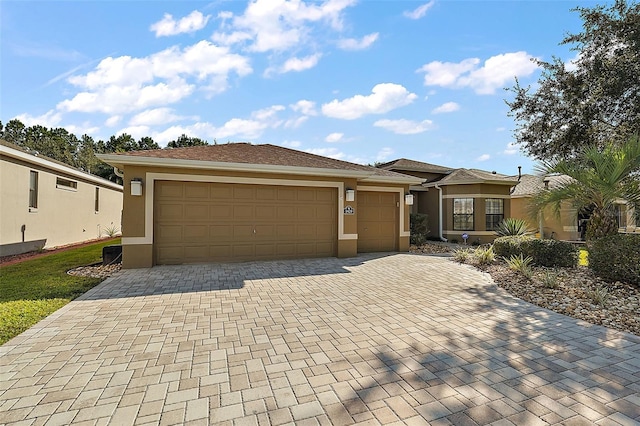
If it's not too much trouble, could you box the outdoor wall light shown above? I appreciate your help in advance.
[405,194,414,205]
[345,189,355,202]
[131,178,143,196]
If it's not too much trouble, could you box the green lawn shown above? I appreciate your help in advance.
[0,238,120,345]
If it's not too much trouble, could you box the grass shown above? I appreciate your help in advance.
[0,238,119,345]
[579,249,589,266]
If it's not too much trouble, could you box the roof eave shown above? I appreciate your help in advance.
[423,179,519,187]
[359,175,424,185]
[97,153,373,179]
[3,144,123,191]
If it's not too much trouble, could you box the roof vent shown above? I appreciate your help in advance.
[492,171,496,174]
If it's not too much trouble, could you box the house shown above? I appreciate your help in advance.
[0,140,123,256]
[97,143,422,268]
[378,159,519,244]
[510,174,637,240]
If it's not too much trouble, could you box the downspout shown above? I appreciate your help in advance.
[434,184,447,242]
[113,167,124,178]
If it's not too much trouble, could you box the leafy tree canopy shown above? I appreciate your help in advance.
[167,134,208,148]
[506,0,640,160]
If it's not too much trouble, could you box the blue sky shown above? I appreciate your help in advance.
[1,0,597,174]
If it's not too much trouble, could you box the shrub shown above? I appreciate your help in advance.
[540,271,559,289]
[103,225,120,238]
[473,245,495,265]
[588,234,640,285]
[453,248,472,263]
[506,254,534,279]
[588,285,610,307]
[493,236,577,268]
[495,218,533,236]
[410,213,429,246]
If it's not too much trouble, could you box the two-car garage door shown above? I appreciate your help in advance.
[154,181,337,264]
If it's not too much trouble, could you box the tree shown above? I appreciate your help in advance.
[166,134,208,148]
[530,134,640,241]
[506,0,640,160]
[138,136,160,151]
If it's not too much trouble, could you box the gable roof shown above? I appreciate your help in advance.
[511,173,572,197]
[97,143,422,184]
[0,139,123,191]
[424,168,519,186]
[377,158,454,174]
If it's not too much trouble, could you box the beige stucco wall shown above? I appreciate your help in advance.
[120,165,411,268]
[1,156,123,249]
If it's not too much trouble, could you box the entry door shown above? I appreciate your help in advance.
[357,191,398,252]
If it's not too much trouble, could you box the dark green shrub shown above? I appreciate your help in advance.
[493,235,535,259]
[525,239,577,267]
[493,236,577,267]
[588,234,640,285]
[410,213,429,245]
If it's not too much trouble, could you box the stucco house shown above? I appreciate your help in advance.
[0,140,123,256]
[510,174,637,240]
[97,143,421,268]
[378,159,519,244]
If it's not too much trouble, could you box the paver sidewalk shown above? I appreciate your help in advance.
[1,253,639,425]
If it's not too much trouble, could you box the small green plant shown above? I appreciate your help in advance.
[453,248,472,263]
[494,218,533,236]
[473,245,495,265]
[540,271,559,289]
[103,225,120,238]
[506,254,534,278]
[588,285,610,307]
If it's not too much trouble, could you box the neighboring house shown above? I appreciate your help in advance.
[0,140,123,256]
[97,143,421,268]
[511,174,637,241]
[378,159,519,244]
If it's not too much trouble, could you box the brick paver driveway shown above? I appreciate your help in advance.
[1,254,639,425]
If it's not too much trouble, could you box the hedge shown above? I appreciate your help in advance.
[588,234,640,285]
[493,236,577,268]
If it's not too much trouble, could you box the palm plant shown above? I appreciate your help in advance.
[530,134,640,241]
[494,218,533,236]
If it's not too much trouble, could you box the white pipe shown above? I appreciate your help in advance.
[435,184,447,242]
[113,167,124,178]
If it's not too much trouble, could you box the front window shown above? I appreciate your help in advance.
[486,198,504,231]
[615,204,627,228]
[453,198,474,230]
[29,171,38,209]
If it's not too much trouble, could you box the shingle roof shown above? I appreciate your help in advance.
[101,143,417,181]
[436,168,519,185]
[511,174,572,196]
[377,158,454,174]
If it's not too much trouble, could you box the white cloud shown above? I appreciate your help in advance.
[212,0,357,53]
[432,101,460,114]
[14,110,62,127]
[282,140,302,148]
[504,142,519,155]
[337,33,379,50]
[305,147,346,160]
[117,125,151,140]
[376,147,394,162]
[105,116,122,127]
[290,100,317,116]
[267,53,322,76]
[496,127,506,132]
[404,1,435,20]
[150,10,211,37]
[418,52,539,94]
[476,154,491,162]
[129,108,184,126]
[59,41,252,114]
[325,132,343,142]
[283,116,308,128]
[373,118,435,134]
[322,83,417,120]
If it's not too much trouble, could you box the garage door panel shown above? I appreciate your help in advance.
[185,204,209,220]
[157,204,183,220]
[210,205,233,219]
[379,207,397,221]
[155,181,337,264]
[184,183,209,199]
[156,225,183,241]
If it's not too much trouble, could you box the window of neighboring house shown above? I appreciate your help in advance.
[485,198,504,231]
[95,187,100,213]
[56,177,78,191]
[453,198,474,230]
[29,170,38,209]
[615,204,627,228]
